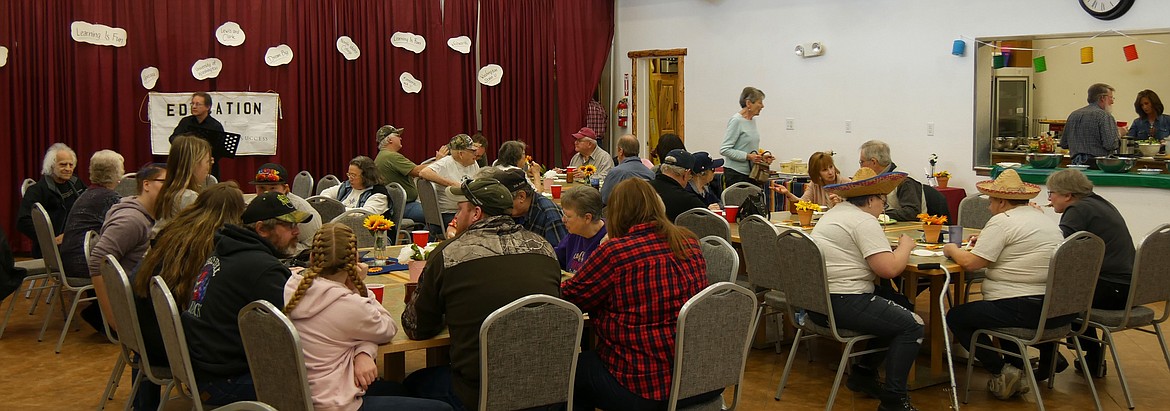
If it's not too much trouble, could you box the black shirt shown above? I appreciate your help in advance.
[649,173,706,222]
[1059,194,1135,285]
[170,114,226,177]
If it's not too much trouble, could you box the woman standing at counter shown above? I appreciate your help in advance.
[720,86,774,187]
[1127,89,1170,141]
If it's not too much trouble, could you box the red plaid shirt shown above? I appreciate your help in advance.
[586,99,608,138]
[561,222,707,400]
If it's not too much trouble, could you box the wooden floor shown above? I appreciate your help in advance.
[1,288,1168,410]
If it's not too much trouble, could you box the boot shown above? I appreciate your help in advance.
[877,390,919,411]
[846,365,883,399]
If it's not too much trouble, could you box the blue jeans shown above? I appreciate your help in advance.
[198,373,256,406]
[947,295,1074,374]
[404,366,466,411]
[572,351,722,411]
[403,201,425,226]
[360,380,453,411]
[807,289,924,395]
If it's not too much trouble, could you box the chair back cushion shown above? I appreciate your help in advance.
[115,174,138,197]
[238,300,314,411]
[31,203,67,280]
[675,208,730,241]
[698,236,738,285]
[480,295,583,410]
[385,183,409,242]
[331,210,376,248]
[775,230,832,316]
[737,215,782,290]
[149,276,200,395]
[1042,231,1105,323]
[316,174,341,196]
[669,283,756,405]
[958,194,992,229]
[1131,224,1170,307]
[101,256,172,383]
[720,182,761,211]
[414,178,446,237]
[306,196,346,224]
[291,171,314,199]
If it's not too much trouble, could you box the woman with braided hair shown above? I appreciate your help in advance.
[283,223,452,411]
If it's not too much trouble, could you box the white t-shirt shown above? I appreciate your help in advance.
[426,157,480,213]
[971,206,1062,301]
[318,185,389,216]
[811,201,892,294]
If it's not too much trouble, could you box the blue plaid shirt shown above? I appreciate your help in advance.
[516,194,567,247]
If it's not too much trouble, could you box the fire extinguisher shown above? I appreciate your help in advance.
[616,98,629,128]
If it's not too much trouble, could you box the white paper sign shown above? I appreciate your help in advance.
[336,36,360,60]
[140,67,159,90]
[0,46,8,68]
[70,21,127,47]
[478,64,503,86]
[390,32,426,54]
[264,44,294,66]
[399,72,422,93]
[191,58,223,80]
[149,91,281,156]
[215,22,246,47]
[447,36,471,54]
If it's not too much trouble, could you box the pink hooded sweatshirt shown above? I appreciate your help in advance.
[284,273,398,411]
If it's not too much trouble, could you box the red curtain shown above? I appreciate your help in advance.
[480,0,556,164]
[553,1,615,164]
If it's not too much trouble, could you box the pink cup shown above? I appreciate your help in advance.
[367,284,385,303]
[411,230,429,247]
[724,205,739,222]
[551,184,563,199]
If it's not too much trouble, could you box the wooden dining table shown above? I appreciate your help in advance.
[728,211,976,389]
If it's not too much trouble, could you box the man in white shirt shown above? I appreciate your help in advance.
[418,134,481,229]
[944,169,1067,400]
[566,127,613,181]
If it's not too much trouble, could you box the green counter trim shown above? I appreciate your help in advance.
[991,165,1170,189]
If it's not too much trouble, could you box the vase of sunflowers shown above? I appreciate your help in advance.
[581,164,599,188]
[363,214,395,265]
[794,200,819,227]
[917,213,947,243]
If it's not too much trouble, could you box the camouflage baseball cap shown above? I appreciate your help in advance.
[376,125,404,142]
[242,192,313,224]
[448,133,475,151]
[449,177,514,215]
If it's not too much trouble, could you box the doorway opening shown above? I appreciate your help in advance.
[629,49,686,163]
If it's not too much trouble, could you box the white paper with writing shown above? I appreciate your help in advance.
[140,67,159,90]
[264,44,294,66]
[191,58,223,80]
[0,46,8,68]
[478,64,503,86]
[399,72,422,93]
[336,36,360,60]
[390,32,426,54]
[70,21,127,47]
[447,36,471,54]
[215,22,246,47]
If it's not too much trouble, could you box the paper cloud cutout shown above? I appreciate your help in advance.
[447,36,471,54]
[478,64,503,86]
[140,67,159,90]
[191,58,223,80]
[399,72,422,94]
[70,21,127,47]
[264,44,294,66]
[336,36,361,60]
[0,46,8,68]
[215,22,246,47]
[390,32,426,54]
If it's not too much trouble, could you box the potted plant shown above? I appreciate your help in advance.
[793,200,819,227]
[917,213,947,243]
[933,171,951,188]
[397,243,436,283]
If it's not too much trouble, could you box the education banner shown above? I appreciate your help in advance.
[149,92,280,155]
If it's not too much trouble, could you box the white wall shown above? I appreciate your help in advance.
[1033,33,1170,123]
[614,0,1170,241]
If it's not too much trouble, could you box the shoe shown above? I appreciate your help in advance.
[1074,358,1108,378]
[877,391,919,411]
[1033,353,1069,382]
[988,364,1027,400]
[846,366,883,399]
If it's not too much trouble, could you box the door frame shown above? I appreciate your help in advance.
[628,48,686,156]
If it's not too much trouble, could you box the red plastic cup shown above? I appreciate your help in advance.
[367,284,385,303]
[411,230,429,247]
[551,184,563,199]
[565,167,576,183]
[724,205,739,222]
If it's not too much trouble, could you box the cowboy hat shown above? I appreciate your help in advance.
[823,168,907,198]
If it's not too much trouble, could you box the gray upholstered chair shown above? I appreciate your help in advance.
[961,231,1106,411]
[214,402,279,411]
[20,177,36,196]
[114,173,138,197]
[676,208,731,242]
[1080,224,1170,409]
[385,182,418,244]
[957,194,993,302]
[316,174,341,195]
[291,170,314,199]
[699,236,738,285]
[331,210,376,248]
[667,282,757,411]
[721,182,761,210]
[150,276,209,410]
[736,215,789,353]
[415,177,447,240]
[4,180,49,331]
[773,229,888,410]
[306,195,346,224]
[205,174,218,186]
[479,294,584,411]
[238,300,314,411]
[100,255,174,411]
[31,203,96,353]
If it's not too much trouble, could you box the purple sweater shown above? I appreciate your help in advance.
[554,224,607,273]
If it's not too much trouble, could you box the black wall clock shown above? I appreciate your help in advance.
[1080,0,1134,20]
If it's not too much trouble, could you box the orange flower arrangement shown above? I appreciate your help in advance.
[580,164,597,177]
[917,213,947,225]
[793,200,820,212]
[362,214,395,232]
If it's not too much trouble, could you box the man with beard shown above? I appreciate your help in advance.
[1061,83,1126,167]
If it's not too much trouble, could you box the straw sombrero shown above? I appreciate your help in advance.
[975,169,1040,200]
[823,168,907,198]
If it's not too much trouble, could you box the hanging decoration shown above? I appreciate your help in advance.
[215,22,246,47]
[0,45,8,68]
[264,44,294,66]
[399,72,422,93]
[951,39,966,56]
[336,36,360,60]
[992,53,1005,69]
[478,64,503,86]
[191,58,223,80]
[390,32,426,54]
[140,67,159,89]
[1032,56,1047,73]
[447,36,471,54]
[70,21,127,47]
[1080,46,1094,64]
[1123,44,1138,61]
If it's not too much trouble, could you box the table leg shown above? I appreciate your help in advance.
[383,352,406,382]
[426,346,450,367]
[929,275,945,377]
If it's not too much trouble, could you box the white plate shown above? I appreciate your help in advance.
[1067,164,1090,170]
[1136,168,1163,175]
